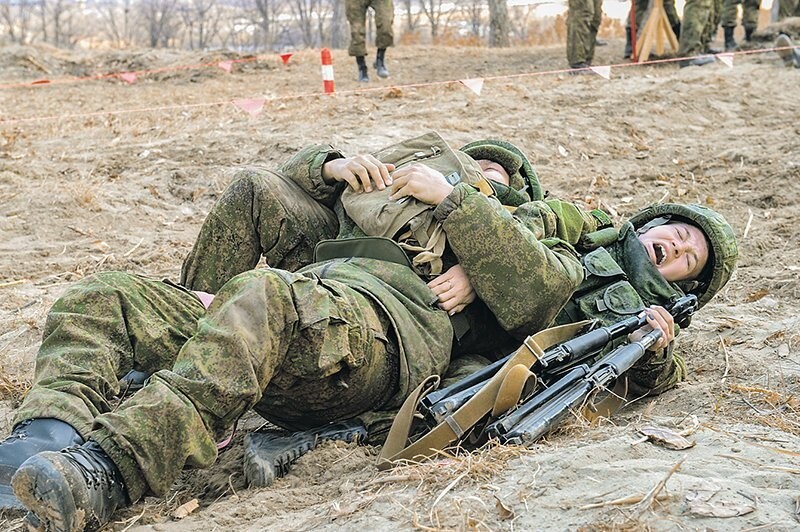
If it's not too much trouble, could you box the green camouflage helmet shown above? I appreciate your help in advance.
[459,140,543,201]
[629,203,738,308]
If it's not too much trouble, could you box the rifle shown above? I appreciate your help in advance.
[377,295,698,469]
[421,294,698,428]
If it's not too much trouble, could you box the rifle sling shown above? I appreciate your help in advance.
[377,320,591,470]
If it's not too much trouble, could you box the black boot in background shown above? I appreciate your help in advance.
[744,26,754,42]
[724,27,737,51]
[374,48,390,78]
[356,55,369,82]
[0,418,84,510]
[13,441,129,532]
[671,22,681,39]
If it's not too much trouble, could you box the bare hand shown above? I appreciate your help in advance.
[427,265,476,315]
[322,154,394,193]
[628,305,675,351]
[389,163,454,205]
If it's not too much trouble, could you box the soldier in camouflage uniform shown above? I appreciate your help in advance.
[566,0,604,70]
[4,137,737,530]
[721,0,760,50]
[678,0,718,66]
[5,138,597,530]
[347,0,394,82]
[778,0,800,19]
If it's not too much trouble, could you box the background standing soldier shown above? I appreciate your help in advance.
[677,0,717,66]
[720,0,760,50]
[624,0,681,59]
[566,0,603,70]
[346,0,394,82]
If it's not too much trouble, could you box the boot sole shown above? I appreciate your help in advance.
[12,454,83,532]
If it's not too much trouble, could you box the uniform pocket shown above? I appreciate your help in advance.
[282,275,371,379]
[575,280,645,327]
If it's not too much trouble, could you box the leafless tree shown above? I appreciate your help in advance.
[287,0,323,47]
[488,0,509,46]
[140,0,179,47]
[399,0,420,33]
[417,0,447,38]
[1,0,37,44]
[177,0,221,49]
[43,0,77,46]
[93,0,135,47]
[457,0,483,37]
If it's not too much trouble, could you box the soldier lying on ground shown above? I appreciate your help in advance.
[0,135,737,532]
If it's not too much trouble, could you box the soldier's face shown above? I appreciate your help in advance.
[638,222,709,282]
[474,159,510,185]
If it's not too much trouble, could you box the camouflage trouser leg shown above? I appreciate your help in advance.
[587,0,603,63]
[373,0,394,50]
[14,272,205,436]
[180,169,338,294]
[720,0,742,27]
[88,268,397,501]
[741,0,760,30]
[678,0,715,56]
[347,0,369,56]
[567,0,597,65]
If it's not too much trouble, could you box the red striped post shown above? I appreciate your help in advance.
[321,48,334,94]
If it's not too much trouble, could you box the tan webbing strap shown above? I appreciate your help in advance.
[492,364,535,418]
[582,378,629,422]
[377,321,591,470]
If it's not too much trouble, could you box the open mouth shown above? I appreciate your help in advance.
[653,243,666,265]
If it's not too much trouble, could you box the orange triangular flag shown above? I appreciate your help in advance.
[233,98,266,117]
[590,65,611,79]
[460,78,484,96]
[218,60,233,73]
[716,53,734,68]
[279,53,294,66]
[119,72,137,84]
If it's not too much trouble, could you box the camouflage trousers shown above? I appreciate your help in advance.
[181,168,339,294]
[626,0,680,32]
[720,0,760,28]
[16,270,398,501]
[678,0,717,56]
[566,0,603,66]
[347,0,394,57]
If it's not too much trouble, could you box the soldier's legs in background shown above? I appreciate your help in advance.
[678,0,715,56]
[347,0,369,57]
[87,268,397,502]
[180,169,338,293]
[664,0,681,33]
[742,0,760,40]
[587,0,603,63]
[567,0,595,66]
[14,272,204,436]
[372,0,394,50]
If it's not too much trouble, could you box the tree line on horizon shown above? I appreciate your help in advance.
[0,0,571,51]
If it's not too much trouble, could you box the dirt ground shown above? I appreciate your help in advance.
[1,24,799,531]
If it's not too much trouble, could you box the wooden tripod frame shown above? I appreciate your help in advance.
[635,0,679,62]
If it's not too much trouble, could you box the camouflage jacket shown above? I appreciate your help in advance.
[279,144,589,403]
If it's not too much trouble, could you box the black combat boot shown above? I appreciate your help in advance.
[671,22,681,39]
[356,56,369,82]
[724,26,737,51]
[374,48,390,78]
[624,27,632,59]
[243,420,367,487]
[12,441,128,532]
[0,419,83,510]
[744,26,754,42]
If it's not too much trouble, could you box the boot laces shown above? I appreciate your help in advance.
[60,446,120,489]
